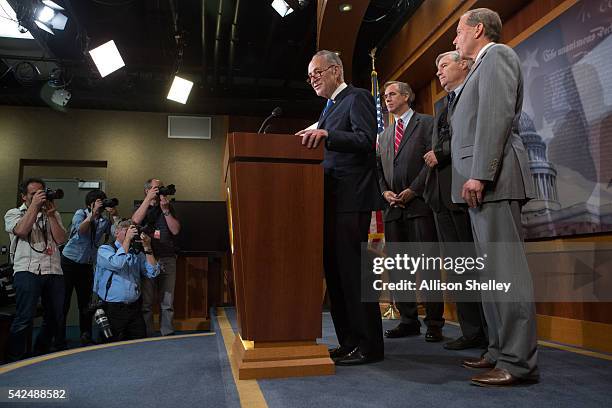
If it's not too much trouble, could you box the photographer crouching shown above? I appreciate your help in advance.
[93,219,159,342]
[132,178,180,337]
[4,178,67,362]
[59,190,118,347]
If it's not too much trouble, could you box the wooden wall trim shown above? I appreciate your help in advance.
[507,0,579,47]
[536,314,612,354]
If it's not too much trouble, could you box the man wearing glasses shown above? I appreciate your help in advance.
[297,50,385,365]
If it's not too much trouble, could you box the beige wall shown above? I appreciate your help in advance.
[0,105,229,249]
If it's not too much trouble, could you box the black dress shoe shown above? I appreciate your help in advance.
[335,347,384,366]
[444,336,487,350]
[384,323,420,338]
[328,345,356,361]
[425,327,443,342]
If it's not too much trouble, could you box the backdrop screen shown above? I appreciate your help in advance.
[515,0,612,239]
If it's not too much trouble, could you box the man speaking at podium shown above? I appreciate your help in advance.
[297,50,385,366]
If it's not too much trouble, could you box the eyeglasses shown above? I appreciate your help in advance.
[306,65,336,84]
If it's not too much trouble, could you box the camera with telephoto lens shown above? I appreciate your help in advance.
[157,184,176,196]
[102,198,119,208]
[44,188,64,200]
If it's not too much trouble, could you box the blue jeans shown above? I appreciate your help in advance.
[8,272,65,362]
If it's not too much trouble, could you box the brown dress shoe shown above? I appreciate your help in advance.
[462,356,495,369]
[471,368,535,387]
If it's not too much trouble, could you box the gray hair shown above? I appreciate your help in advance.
[435,51,474,69]
[464,8,502,43]
[144,178,159,190]
[383,80,415,105]
[111,218,133,236]
[313,50,344,80]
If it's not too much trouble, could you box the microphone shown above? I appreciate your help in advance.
[257,107,282,134]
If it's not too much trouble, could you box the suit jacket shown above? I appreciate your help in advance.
[376,111,434,222]
[424,99,463,212]
[318,84,385,213]
[449,44,535,204]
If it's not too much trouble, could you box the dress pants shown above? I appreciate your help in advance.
[469,200,539,380]
[105,299,146,342]
[142,256,176,336]
[384,214,445,328]
[324,209,384,357]
[59,255,94,343]
[433,209,487,340]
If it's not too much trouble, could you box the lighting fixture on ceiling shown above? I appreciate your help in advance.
[271,0,293,17]
[89,40,126,77]
[34,0,68,34]
[0,0,34,39]
[339,4,352,12]
[167,76,194,104]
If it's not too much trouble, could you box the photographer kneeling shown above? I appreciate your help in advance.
[60,190,117,346]
[93,219,159,342]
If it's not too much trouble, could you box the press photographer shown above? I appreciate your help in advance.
[93,219,159,342]
[3,178,67,362]
[59,189,118,347]
[132,178,180,337]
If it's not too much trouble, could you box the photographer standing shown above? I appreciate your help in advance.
[94,219,159,341]
[59,190,116,346]
[132,178,180,336]
[4,178,67,361]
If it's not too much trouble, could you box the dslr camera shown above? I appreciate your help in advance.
[157,184,176,196]
[130,224,155,253]
[102,197,119,208]
[44,188,64,200]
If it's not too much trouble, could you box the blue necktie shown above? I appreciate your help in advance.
[447,91,456,107]
[322,99,333,117]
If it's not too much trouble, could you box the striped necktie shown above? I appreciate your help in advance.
[394,118,404,154]
[447,91,456,107]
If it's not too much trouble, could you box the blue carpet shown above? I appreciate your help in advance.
[249,311,612,408]
[1,334,240,408]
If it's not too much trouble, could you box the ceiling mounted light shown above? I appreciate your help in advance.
[34,1,68,33]
[89,40,125,77]
[339,4,352,12]
[167,76,194,104]
[37,6,55,22]
[271,0,293,17]
[34,20,54,35]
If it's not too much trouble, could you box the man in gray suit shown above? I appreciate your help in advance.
[450,8,539,386]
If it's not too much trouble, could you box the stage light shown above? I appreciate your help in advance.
[89,40,125,77]
[34,1,68,33]
[37,6,55,22]
[167,76,194,104]
[271,0,293,17]
[34,20,54,35]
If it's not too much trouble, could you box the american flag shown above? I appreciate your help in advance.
[369,67,385,244]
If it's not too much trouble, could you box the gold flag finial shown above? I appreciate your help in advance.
[369,48,377,71]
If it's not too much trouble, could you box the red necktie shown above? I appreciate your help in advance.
[394,118,404,154]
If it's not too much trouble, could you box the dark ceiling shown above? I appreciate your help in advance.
[1,0,420,117]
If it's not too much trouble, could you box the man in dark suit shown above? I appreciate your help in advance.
[297,50,385,365]
[376,81,444,342]
[451,8,538,386]
[423,51,487,350]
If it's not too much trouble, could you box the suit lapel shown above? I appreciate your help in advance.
[318,85,352,126]
[395,114,419,158]
[451,45,494,113]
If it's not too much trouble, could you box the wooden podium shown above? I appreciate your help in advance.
[223,132,335,379]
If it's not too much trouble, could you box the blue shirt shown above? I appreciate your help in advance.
[62,209,112,264]
[94,241,159,303]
